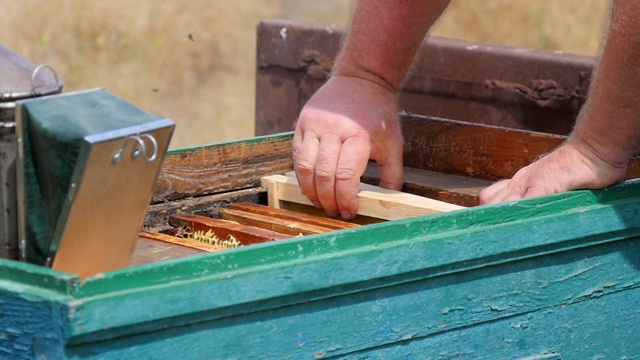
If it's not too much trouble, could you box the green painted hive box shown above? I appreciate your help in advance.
[3,20,640,359]
[2,113,640,359]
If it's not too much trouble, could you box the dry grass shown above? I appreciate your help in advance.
[0,1,609,148]
[433,0,609,55]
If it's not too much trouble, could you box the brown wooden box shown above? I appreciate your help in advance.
[255,19,594,136]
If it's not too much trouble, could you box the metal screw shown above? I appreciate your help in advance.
[112,149,124,164]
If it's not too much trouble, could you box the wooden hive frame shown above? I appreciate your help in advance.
[140,169,464,256]
[136,113,640,265]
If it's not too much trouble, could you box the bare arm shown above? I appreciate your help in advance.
[335,1,450,93]
[480,0,640,204]
[292,0,450,219]
[571,0,640,167]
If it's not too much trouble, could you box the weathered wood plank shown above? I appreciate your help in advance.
[230,202,358,230]
[151,114,640,204]
[10,233,640,359]
[401,114,640,180]
[145,187,267,231]
[401,114,565,180]
[65,287,640,359]
[256,20,595,136]
[262,174,464,221]
[0,290,67,359]
[63,207,640,359]
[5,181,640,358]
[153,133,293,202]
[169,213,290,245]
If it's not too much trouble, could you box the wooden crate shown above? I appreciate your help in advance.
[2,21,640,359]
[3,114,640,359]
[256,20,595,136]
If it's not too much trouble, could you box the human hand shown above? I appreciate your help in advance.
[292,75,404,219]
[479,140,627,205]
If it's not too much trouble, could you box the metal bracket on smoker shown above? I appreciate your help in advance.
[112,134,159,164]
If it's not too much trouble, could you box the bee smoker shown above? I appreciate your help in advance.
[0,44,63,259]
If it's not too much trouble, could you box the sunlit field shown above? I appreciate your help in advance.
[0,1,609,148]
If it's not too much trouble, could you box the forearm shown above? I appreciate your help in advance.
[570,0,640,166]
[334,0,450,93]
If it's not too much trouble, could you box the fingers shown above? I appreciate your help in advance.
[478,179,509,205]
[479,160,559,205]
[481,142,626,205]
[479,179,530,205]
[480,178,551,205]
[479,166,536,205]
[291,75,404,219]
[292,130,322,209]
[294,130,369,219]
[335,137,372,219]
[377,138,404,191]
[339,141,402,219]
[296,132,398,220]
[314,134,343,217]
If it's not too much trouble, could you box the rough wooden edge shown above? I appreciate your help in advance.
[145,187,267,231]
[153,133,293,202]
[262,174,464,221]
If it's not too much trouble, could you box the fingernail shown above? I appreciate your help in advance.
[326,210,338,218]
[312,201,322,209]
[340,211,352,220]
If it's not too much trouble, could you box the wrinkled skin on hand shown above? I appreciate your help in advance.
[479,140,627,204]
[292,75,404,219]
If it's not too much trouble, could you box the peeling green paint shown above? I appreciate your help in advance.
[2,179,640,358]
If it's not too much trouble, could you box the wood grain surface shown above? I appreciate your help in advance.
[153,133,293,202]
[401,114,640,181]
[262,173,464,221]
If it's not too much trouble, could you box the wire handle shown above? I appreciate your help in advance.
[30,64,61,94]
[112,134,159,164]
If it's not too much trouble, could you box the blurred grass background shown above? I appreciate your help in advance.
[0,1,609,149]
